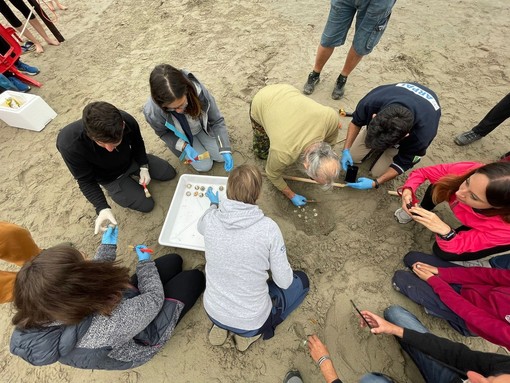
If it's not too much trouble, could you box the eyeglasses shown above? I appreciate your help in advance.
[166,97,188,112]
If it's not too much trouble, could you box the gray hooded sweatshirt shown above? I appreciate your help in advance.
[197,199,293,331]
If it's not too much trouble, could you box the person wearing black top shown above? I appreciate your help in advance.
[285,305,510,383]
[57,102,176,234]
[341,82,441,191]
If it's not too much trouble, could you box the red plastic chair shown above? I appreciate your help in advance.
[0,24,41,88]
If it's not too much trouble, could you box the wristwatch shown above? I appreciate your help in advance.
[373,179,380,189]
[140,164,149,170]
[438,228,456,241]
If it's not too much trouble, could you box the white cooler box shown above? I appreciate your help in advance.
[159,174,228,251]
[0,90,57,131]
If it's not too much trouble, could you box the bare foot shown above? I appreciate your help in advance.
[35,43,44,53]
[45,0,55,11]
[57,3,68,10]
[46,38,60,46]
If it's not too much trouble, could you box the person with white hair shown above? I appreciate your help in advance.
[250,84,342,206]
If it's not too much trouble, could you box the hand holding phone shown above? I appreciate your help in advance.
[350,299,373,329]
[344,165,359,183]
[406,202,421,216]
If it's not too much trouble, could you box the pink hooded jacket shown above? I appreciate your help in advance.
[403,161,510,255]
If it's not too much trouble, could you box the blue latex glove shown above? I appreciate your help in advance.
[101,226,118,245]
[206,187,219,205]
[291,194,307,207]
[347,177,374,190]
[183,144,199,162]
[341,149,353,171]
[221,152,234,172]
[135,245,151,262]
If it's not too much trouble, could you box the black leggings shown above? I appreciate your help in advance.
[131,254,205,321]
[421,185,510,261]
[0,0,36,28]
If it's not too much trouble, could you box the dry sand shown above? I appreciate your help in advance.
[1,0,509,382]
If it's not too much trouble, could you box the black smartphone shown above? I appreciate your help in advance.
[345,165,359,183]
[406,202,420,216]
[350,299,373,329]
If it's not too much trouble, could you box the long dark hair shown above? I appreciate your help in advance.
[12,246,131,329]
[149,64,202,118]
[433,161,510,222]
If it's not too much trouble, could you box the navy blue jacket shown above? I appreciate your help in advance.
[351,82,441,174]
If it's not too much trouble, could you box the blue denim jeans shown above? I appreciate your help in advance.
[211,271,309,339]
[393,251,473,336]
[321,0,396,55]
[189,129,224,172]
[359,373,394,383]
[384,305,460,383]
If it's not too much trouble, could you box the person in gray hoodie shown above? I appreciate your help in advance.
[143,64,234,172]
[197,165,309,352]
[10,227,205,370]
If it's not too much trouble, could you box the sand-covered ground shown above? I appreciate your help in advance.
[1,0,509,381]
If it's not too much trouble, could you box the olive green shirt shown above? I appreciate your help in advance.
[251,84,340,191]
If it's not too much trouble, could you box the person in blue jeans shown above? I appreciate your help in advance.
[198,165,309,352]
[303,0,397,99]
[285,305,510,383]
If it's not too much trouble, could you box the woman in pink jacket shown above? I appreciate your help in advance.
[393,250,510,349]
[395,161,510,260]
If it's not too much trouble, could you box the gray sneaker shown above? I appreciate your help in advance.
[451,259,492,268]
[394,207,413,224]
[454,130,482,146]
[234,333,261,352]
[331,74,347,100]
[283,370,303,383]
[208,324,228,346]
[303,72,320,95]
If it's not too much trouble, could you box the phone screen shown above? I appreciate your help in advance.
[345,165,359,183]
[350,299,373,329]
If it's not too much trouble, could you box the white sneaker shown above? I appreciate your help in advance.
[394,208,413,224]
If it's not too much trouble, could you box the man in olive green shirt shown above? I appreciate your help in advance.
[250,84,342,206]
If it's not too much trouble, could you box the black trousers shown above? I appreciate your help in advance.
[101,154,176,213]
[0,0,36,28]
[131,254,205,321]
[472,93,510,137]
[421,185,510,261]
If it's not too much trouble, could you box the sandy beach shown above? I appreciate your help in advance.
[1,0,509,381]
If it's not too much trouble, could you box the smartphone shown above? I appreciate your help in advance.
[350,299,373,329]
[406,202,420,216]
[345,165,359,183]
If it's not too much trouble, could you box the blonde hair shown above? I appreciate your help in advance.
[226,165,263,204]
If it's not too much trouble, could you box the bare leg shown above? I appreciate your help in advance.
[45,0,55,11]
[312,45,335,73]
[15,27,44,53]
[29,19,60,46]
[339,45,363,77]
[52,0,68,10]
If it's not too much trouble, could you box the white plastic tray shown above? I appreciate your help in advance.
[159,174,228,251]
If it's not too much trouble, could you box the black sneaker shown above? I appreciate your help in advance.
[331,74,347,99]
[303,71,320,95]
[453,130,482,146]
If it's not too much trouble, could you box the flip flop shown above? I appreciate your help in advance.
[21,41,36,53]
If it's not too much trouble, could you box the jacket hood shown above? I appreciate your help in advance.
[216,199,265,229]
[10,318,91,366]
